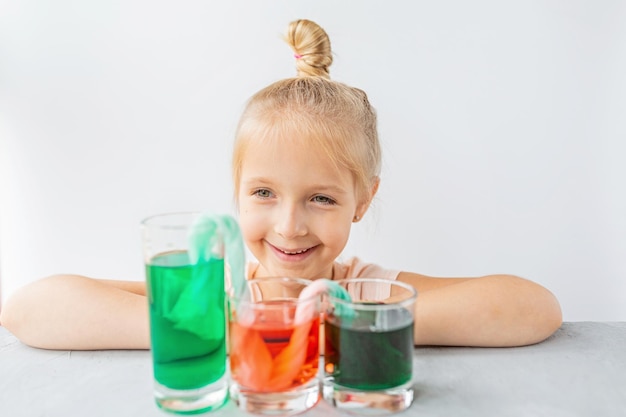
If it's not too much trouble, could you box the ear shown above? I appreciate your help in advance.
[353,177,380,222]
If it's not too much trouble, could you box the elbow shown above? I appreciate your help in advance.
[538,291,563,341]
[0,277,56,349]
[520,286,563,346]
[0,304,9,329]
[489,275,563,347]
[0,294,25,341]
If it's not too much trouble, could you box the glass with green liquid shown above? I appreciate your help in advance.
[323,278,417,415]
[142,212,243,414]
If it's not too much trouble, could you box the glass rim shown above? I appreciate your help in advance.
[329,277,417,310]
[140,211,205,230]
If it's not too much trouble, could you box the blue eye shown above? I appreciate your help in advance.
[313,195,336,205]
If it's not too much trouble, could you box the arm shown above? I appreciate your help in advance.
[0,275,149,350]
[396,272,562,347]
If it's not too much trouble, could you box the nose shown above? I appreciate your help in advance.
[274,203,308,239]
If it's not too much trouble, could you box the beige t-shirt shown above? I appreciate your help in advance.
[246,256,400,300]
[330,257,400,281]
[245,256,400,281]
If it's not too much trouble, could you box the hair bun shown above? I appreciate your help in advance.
[285,19,333,79]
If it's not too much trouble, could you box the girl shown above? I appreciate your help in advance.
[0,19,562,350]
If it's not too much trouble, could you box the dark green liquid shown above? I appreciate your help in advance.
[324,309,413,390]
[147,251,226,390]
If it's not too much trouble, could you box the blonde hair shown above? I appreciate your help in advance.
[232,19,381,203]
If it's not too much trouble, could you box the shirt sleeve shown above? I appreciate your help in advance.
[332,257,401,300]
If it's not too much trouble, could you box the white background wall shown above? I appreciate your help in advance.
[1,1,625,321]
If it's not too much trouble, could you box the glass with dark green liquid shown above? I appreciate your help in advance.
[322,278,417,414]
[324,308,413,390]
[142,212,243,414]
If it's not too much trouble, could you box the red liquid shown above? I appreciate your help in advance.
[229,307,320,392]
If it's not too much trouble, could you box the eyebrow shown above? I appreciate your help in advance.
[309,184,350,195]
[241,177,350,195]
[240,177,273,188]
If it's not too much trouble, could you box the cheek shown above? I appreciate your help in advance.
[238,206,264,243]
[320,217,352,248]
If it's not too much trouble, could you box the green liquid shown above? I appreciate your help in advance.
[147,251,226,390]
[325,309,414,390]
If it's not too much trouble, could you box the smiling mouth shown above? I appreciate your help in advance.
[281,247,312,255]
[269,242,317,256]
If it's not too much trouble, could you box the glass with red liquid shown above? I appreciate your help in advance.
[228,277,321,415]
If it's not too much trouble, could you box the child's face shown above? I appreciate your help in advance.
[237,137,363,280]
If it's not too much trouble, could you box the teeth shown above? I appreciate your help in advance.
[283,248,309,255]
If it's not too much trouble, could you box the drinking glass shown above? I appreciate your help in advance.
[228,277,321,415]
[322,278,417,414]
[142,212,239,414]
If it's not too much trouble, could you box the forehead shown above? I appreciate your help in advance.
[240,135,355,189]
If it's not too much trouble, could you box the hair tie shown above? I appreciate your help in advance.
[294,53,303,59]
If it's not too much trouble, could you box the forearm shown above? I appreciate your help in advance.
[412,275,562,347]
[0,275,150,350]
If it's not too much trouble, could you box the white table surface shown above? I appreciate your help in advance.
[1,322,625,417]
